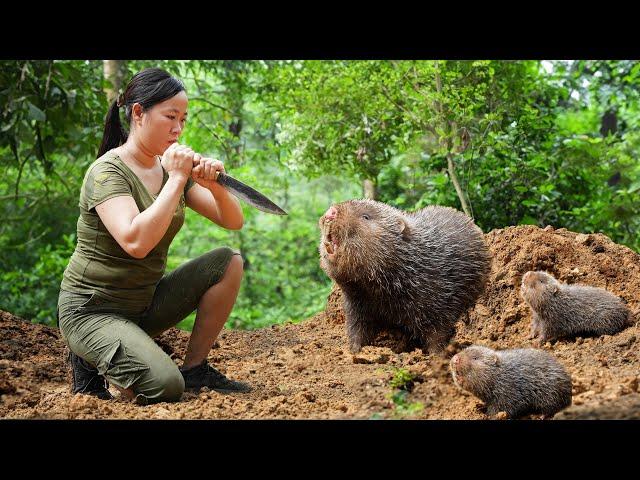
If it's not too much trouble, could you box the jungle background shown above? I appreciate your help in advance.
[1,60,639,331]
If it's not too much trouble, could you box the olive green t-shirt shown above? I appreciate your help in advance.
[60,150,195,310]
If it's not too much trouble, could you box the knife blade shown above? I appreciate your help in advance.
[214,171,288,215]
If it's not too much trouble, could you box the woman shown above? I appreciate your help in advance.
[57,67,250,405]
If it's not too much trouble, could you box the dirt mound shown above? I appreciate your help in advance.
[1,225,639,419]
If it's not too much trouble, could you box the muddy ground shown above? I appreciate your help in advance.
[1,225,639,420]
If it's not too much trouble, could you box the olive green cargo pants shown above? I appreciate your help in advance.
[57,247,239,405]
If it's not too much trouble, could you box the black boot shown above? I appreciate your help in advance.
[180,360,251,394]
[65,348,114,400]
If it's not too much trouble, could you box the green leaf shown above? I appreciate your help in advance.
[519,215,538,225]
[1,116,16,132]
[539,183,555,194]
[628,181,640,193]
[27,102,46,122]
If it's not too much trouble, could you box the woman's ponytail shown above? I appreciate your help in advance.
[97,99,128,158]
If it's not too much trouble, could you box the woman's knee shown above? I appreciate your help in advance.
[200,248,243,282]
[213,250,243,284]
[155,368,185,402]
[135,366,185,404]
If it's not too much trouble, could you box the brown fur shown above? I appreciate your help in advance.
[521,271,633,344]
[319,199,492,353]
[450,345,572,418]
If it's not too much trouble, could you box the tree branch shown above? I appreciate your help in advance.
[11,145,30,199]
[194,115,234,162]
[433,62,472,217]
[379,84,432,133]
[446,153,471,217]
[5,228,49,249]
[190,96,234,114]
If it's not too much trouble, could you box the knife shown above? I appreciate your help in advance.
[213,170,288,215]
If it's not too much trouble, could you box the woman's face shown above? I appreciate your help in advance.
[133,90,188,155]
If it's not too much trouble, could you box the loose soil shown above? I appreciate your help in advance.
[2,225,639,419]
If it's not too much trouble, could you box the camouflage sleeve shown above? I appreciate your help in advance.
[84,162,133,211]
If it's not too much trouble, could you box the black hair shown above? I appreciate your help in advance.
[97,67,186,158]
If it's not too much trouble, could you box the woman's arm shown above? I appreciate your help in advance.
[185,157,244,230]
[95,144,194,258]
[95,177,185,258]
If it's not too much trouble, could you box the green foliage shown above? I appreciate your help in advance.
[1,61,106,264]
[262,61,406,183]
[0,233,75,323]
[387,390,425,419]
[385,368,424,419]
[1,60,108,323]
[368,367,425,419]
[2,59,639,329]
[389,367,416,390]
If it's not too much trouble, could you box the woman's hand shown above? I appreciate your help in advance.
[186,154,244,230]
[161,143,194,183]
[191,154,226,192]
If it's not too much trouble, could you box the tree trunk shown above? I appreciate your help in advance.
[446,154,472,217]
[434,63,472,217]
[363,179,376,200]
[103,60,126,104]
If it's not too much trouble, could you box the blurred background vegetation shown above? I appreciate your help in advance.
[1,60,639,329]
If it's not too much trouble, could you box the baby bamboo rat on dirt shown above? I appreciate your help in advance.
[450,345,572,418]
[520,271,634,344]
